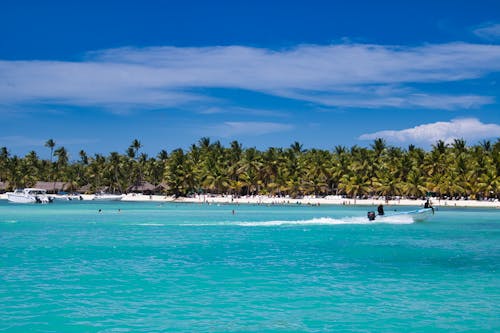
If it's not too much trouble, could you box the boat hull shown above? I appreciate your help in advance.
[7,189,53,204]
[409,208,434,222]
[53,194,84,201]
[369,208,434,222]
[92,194,123,201]
[7,193,37,203]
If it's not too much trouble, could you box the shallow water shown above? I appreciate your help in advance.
[1,201,499,332]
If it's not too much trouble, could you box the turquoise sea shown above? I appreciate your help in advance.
[1,201,499,332]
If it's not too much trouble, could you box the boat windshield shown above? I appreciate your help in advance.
[27,189,46,195]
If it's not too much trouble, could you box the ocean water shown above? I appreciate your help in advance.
[0,201,499,332]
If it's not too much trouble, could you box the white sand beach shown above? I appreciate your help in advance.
[1,192,499,208]
[154,194,500,208]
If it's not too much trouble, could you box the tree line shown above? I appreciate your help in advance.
[0,137,499,200]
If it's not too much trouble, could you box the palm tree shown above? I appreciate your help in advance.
[44,139,56,183]
[0,147,9,182]
[88,154,106,192]
[303,149,330,195]
[126,147,135,160]
[53,146,69,191]
[452,138,467,155]
[45,139,56,163]
[402,170,427,198]
[130,139,142,158]
[106,152,125,193]
[226,141,243,195]
[290,141,304,155]
[79,150,88,165]
[480,140,492,152]
[338,173,370,202]
[165,148,195,196]
[371,138,387,159]
[157,149,168,161]
[238,148,263,195]
[127,139,144,186]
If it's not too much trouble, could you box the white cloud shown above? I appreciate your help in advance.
[207,121,293,137]
[1,42,500,111]
[198,106,288,117]
[0,136,45,147]
[359,118,500,144]
[0,136,99,148]
[473,23,500,41]
[279,90,493,110]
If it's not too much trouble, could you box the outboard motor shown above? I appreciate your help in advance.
[367,211,376,221]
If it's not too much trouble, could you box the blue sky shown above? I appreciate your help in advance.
[1,0,500,158]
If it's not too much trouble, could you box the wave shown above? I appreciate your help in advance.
[235,215,414,227]
[134,223,165,226]
[1,216,414,227]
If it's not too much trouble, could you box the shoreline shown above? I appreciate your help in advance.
[156,194,500,208]
[1,193,499,208]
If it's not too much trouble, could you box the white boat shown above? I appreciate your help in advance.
[53,192,84,201]
[92,192,123,201]
[368,208,434,222]
[7,188,54,204]
[390,208,434,222]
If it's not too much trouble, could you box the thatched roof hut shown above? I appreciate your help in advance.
[127,181,156,194]
[34,181,71,193]
[76,184,92,194]
[155,183,170,193]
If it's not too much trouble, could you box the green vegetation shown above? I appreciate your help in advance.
[1,138,499,200]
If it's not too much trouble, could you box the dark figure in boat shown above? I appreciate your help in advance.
[424,199,435,214]
[367,204,385,221]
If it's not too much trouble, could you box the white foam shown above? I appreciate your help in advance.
[235,215,414,227]
[135,223,165,226]
[151,215,415,227]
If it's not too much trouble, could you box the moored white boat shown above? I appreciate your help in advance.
[92,192,123,201]
[53,192,84,201]
[7,188,54,204]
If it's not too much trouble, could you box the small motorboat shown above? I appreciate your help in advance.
[6,188,54,204]
[53,192,84,201]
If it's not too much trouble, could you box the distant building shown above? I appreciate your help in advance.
[34,181,71,194]
[127,181,157,195]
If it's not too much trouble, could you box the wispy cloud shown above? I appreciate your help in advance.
[359,118,500,144]
[205,121,294,137]
[279,90,493,110]
[473,23,500,41]
[1,43,500,112]
[197,106,289,117]
[0,136,99,148]
[0,136,46,147]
